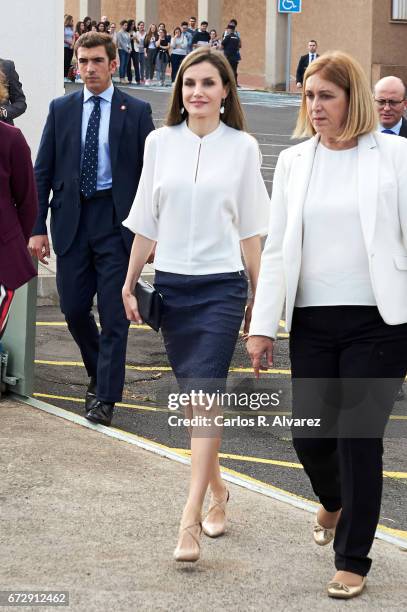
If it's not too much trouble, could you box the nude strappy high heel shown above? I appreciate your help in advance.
[173,522,202,562]
[202,489,230,538]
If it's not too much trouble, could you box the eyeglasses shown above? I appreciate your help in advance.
[374,98,405,108]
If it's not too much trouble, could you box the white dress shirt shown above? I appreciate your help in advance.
[81,84,113,190]
[123,121,270,275]
[379,118,402,135]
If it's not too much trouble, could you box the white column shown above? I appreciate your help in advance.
[1,0,64,395]
[198,0,222,33]
[265,0,288,90]
[136,0,159,25]
[79,0,101,20]
[1,0,64,157]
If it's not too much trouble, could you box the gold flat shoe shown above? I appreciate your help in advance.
[313,522,335,546]
[202,489,230,538]
[173,522,202,562]
[327,577,366,599]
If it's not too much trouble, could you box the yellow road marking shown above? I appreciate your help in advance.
[32,392,407,480]
[383,471,407,479]
[34,359,290,375]
[33,360,407,394]
[36,322,290,338]
[36,321,151,330]
[176,449,302,469]
[33,392,161,412]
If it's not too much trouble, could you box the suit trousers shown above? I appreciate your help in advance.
[56,193,129,403]
[289,305,407,575]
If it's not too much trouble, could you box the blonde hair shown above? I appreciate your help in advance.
[0,71,8,105]
[293,51,377,141]
[165,47,247,131]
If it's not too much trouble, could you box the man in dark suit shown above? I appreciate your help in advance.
[374,75,407,401]
[296,40,319,88]
[0,59,27,124]
[29,32,154,426]
[374,76,407,137]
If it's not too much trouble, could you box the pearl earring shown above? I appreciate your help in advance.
[181,107,185,115]
[220,98,225,114]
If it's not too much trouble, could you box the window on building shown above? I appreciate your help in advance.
[392,0,407,20]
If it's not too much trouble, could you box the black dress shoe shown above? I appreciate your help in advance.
[85,401,114,426]
[85,377,97,412]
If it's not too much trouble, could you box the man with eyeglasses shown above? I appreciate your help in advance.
[374,76,407,403]
[374,76,407,137]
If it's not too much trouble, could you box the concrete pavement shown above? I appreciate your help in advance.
[1,398,406,611]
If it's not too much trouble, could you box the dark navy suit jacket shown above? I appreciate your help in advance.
[399,117,407,138]
[32,87,154,255]
[0,122,37,289]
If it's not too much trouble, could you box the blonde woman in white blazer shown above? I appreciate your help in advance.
[248,51,407,600]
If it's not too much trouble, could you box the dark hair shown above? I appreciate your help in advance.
[210,29,217,36]
[74,32,117,61]
[173,27,181,36]
[83,16,91,30]
[97,22,106,32]
[309,39,317,44]
[190,16,196,21]
[166,47,247,131]
[91,20,97,27]
[230,19,237,25]
[181,21,188,27]
[75,21,84,35]
[137,20,144,27]
[127,19,136,31]
[120,20,128,27]
[201,21,208,26]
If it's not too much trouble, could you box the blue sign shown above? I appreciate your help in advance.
[278,0,302,13]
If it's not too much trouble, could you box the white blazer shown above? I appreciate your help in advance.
[249,131,407,339]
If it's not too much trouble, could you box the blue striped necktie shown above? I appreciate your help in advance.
[80,96,101,199]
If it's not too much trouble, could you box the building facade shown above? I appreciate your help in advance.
[64,0,407,89]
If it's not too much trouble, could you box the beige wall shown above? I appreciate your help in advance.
[102,1,136,24]
[158,0,197,32]
[65,0,79,22]
[371,0,407,83]
[291,0,373,87]
[222,0,266,81]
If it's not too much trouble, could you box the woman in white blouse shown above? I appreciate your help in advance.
[247,51,407,599]
[122,48,269,563]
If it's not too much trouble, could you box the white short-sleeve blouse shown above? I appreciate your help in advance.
[123,120,270,275]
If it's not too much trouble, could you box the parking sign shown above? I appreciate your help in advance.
[278,0,302,13]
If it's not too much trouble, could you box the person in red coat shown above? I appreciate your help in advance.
[0,102,38,338]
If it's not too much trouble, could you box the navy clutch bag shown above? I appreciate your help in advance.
[135,280,163,332]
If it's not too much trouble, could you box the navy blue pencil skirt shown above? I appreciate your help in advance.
[154,270,248,391]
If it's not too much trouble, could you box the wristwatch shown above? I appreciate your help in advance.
[0,106,8,119]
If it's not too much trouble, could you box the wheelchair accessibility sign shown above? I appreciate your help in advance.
[278,0,302,13]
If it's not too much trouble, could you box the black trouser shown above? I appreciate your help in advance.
[225,56,238,82]
[289,306,407,576]
[56,192,130,403]
[170,54,184,82]
[64,47,73,78]
[127,49,140,83]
